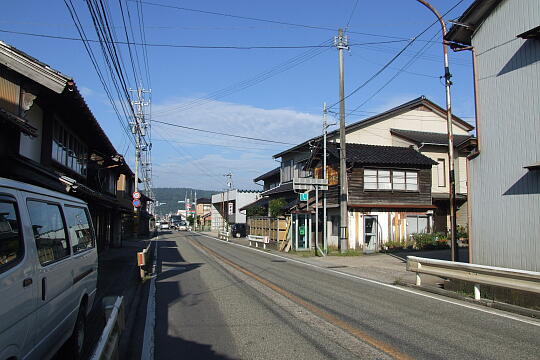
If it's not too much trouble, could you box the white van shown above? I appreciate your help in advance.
[0,177,98,360]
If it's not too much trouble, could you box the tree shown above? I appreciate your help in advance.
[268,198,286,218]
[246,206,266,217]
[187,215,194,226]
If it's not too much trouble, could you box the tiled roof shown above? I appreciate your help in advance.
[390,129,472,147]
[239,197,270,211]
[273,96,474,159]
[326,143,437,167]
[254,167,280,182]
[260,182,294,196]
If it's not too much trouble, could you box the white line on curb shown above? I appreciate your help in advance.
[142,237,159,360]
[196,232,540,328]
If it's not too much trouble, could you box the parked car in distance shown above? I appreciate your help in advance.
[231,223,247,238]
[160,222,170,230]
[0,177,97,360]
[177,221,188,231]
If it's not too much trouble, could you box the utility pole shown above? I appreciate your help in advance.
[224,172,233,231]
[335,29,349,253]
[131,87,150,212]
[322,103,328,253]
[414,0,459,262]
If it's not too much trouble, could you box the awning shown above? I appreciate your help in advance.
[432,193,468,201]
[349,203,437,210]
[0,108,37,137]
[239,197,270,211]
[261,182,294,196]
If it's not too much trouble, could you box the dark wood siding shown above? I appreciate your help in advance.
[349,167,431,205]
[324,167,432,207]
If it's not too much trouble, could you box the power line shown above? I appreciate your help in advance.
[134,0,424,41]
[347,30,442,115]
[328,0,466,110]
[0,28,408,49]
[345,0,360,30]
[152,119,297,145]
[153,38,334,116]
[63,0,136,149]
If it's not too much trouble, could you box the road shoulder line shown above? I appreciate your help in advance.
[195,232,540,328]
[141,237,159,360]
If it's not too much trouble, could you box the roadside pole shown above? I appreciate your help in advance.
[322,103,328,253]
[335,29,349,253]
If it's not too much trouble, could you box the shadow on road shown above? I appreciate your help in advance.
[156,337,236,360]
[155,260,235,360]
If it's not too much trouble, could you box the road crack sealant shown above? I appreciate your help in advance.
[190,237,411,360]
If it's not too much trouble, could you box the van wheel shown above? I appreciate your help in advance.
[65,306,86,359]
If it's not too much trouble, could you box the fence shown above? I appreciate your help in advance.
[91,296,125,360]
[407,256,540,300]
[247,216,289,249]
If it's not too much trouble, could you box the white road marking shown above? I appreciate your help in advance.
[196,232,540,328]
[142,237,159,360]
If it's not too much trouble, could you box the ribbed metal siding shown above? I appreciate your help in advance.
[469,0,540,271]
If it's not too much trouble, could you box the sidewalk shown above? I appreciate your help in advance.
[81,237,152,360]
[198,231,443,287]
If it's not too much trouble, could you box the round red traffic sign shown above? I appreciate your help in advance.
[133,191,141,200]
[133,199,141,208]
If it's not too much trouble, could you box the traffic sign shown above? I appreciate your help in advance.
[132,191,141,200]
[299,192,308,201]
[133,199,141,208]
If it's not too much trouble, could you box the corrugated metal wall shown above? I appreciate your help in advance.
[469,0,540,271]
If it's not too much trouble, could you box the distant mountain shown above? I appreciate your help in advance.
[153,188,219,216]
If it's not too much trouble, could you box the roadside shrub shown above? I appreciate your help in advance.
[268,198,286,217]
[457,225,468,240]
[411,232,450,250]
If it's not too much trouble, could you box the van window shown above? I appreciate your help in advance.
[64,206,95,253]
[27,201,70,265]
[0,201,23,272]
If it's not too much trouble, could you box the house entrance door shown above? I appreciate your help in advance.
[364,215,378,253]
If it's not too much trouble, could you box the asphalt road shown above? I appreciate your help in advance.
[150,231,540,360]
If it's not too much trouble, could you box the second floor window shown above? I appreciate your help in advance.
[52,119,88,176]
[364,169,418,191]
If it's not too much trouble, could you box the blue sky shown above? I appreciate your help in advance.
[1,0,476,191]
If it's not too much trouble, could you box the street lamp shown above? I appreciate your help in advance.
[414,0,459,262]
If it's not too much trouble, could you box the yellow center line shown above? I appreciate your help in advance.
[191,239,414,360]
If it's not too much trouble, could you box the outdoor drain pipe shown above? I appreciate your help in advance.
[414,0,459,262]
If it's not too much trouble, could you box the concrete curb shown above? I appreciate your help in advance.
[405,284,540,319]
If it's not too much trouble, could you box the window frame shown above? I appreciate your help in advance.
[363,168,420,192]
[63,205,96,254]
[0,196,24,274]
[51,118,88,177]
[26,199,71,267]
[437,158,446,187]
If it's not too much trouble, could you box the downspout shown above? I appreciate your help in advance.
[453,46,481,159]
[451,44,480,264]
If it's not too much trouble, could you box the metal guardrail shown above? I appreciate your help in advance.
[91,296,125,360]
[407,256,540,300]
[248,235,270,249]
[219,230,230,241]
